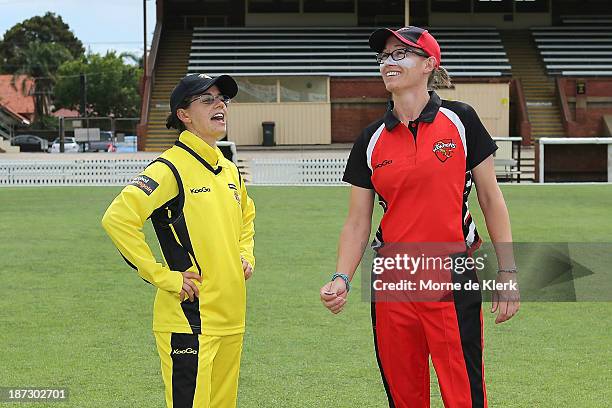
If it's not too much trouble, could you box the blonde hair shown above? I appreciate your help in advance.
[428,66,453,89]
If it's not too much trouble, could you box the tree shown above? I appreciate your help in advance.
[0,12,84,72]
[13,42,73,118]
[54,52,143,118]
[1,12,84,127]
[120,52,144,69]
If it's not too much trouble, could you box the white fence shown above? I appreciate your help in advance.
[0,137,524,187]
[0,142,240,187]
[250,158,347,185]
[0,159,151,186]
[0,157,347,187]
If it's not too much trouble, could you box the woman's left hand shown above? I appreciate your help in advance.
[491,271,520,324]
[241,257,253,280]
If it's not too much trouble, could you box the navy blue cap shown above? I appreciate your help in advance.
[167,73,238,129]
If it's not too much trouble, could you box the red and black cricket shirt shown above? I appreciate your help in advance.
[343,91,498,250]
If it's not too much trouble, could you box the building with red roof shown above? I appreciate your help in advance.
[0,75,34,142]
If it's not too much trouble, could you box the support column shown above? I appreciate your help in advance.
[608,143,612,183]
[404,0,410,26]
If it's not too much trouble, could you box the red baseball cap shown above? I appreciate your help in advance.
[369,26,441,68]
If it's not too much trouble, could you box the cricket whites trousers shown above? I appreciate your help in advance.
[372,267,487,408]
[154,332,244,408]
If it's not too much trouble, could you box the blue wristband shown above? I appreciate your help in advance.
[331,273,350,293]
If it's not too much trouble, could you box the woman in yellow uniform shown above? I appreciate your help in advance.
[102,73,255,408]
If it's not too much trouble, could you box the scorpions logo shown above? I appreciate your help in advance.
[432,139,457,162]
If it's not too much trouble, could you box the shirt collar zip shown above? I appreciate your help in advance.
[176,130,224,174]
[383,91,442,132]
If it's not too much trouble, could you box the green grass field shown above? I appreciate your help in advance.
[0,185,611,407]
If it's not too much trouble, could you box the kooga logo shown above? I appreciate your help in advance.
[374,159,393,169]
[172,347,198,355]
[190,187,211,194]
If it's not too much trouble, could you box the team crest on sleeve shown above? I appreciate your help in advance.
[432,139,457,162]
[129,175,159,195]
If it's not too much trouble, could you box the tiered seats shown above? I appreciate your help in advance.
[532,25,612,76]
[188,27,511,77]
[559,14,612,26]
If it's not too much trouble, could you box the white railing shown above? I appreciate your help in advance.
[250,158,347,185]
[0,142,239,187]
[0,157,344,187]
[0,146,525,187]
[0,159,151,186]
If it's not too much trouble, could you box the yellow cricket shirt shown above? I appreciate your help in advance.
[101,130,255,336]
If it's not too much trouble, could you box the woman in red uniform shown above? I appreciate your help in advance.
[320,27,520,408]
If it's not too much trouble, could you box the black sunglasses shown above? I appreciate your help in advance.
[376,47,429,64]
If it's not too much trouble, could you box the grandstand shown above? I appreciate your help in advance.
[138,0,611,182]
[532,25,612,77]
[187,26,511,77]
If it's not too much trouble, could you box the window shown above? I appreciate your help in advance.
[431,0,471,12]
[279,77,327,102]
[233,77,328,103]
[473,0,512,12]
[233,77,278,103]
[515,0,549,12]
[304,0,355,13]
[248,0,299,13]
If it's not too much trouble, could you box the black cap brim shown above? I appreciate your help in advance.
[369,28,395,52]
[188,74,238,99]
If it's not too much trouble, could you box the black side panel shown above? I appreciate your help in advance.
[152,221,193,274]
[170,333,199,408]
[172,217,204,334]
[180,298,202,335]
[371,266,396,408]
[149,157,202,335]
[149,157,191,274]
[172,216,202,275]
[452,266,485,408]
[150,157,185,226]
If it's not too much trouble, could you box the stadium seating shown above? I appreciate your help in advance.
[559,14,612,26]
[187,26,511,78]
[532,17,612,76]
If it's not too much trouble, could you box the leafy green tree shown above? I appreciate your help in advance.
[54,52,142,118]
[120,52,144,69]
[13,42,73,119]
[0,12,84,72]
[1,12,83,127]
